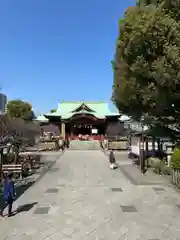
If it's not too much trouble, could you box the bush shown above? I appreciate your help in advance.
[149,157,161,168]
[161,165,172,175]
[22,164,30,177]
[148,157,161,174]
[148,157,170,174]
[7,153,15,163]
[171,149,180,169]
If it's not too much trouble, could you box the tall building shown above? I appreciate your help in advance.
[0,93,7,114]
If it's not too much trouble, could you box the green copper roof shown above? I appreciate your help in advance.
[44,101,120,119]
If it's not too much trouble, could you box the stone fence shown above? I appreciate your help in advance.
[172,169,180,188]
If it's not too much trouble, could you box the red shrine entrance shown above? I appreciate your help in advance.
[65,114,105,140]
[71,124,91,135]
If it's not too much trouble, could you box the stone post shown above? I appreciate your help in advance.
[61,122,66,140]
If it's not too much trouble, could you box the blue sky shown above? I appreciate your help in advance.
[0,0,136,114]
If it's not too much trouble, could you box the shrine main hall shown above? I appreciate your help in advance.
[36,101,126,140]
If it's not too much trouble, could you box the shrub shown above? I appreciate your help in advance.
[149,157,163,174]
[149,157,161,167]
[22,163,30,177]
[161,165,172,175]
[7,153,15,163]
[171,149,180,169]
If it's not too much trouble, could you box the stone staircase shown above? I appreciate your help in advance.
[69,140,101,150]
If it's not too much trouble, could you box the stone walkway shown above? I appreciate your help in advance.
[114,151,171,186]
[0,150,180,239]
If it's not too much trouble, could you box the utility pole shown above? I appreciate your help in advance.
[140,116,145,174]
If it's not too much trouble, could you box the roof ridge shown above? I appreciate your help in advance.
[59,100,107,103]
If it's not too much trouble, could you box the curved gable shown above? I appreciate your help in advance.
[72,103,95,113]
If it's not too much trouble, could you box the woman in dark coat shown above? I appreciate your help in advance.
[109,150,115,163]
[109,150,117,169]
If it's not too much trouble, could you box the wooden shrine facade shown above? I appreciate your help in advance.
[38,101,126,140]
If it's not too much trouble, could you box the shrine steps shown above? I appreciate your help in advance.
[69,140,101,150]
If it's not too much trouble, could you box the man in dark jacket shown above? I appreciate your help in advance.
[1,172,16,217]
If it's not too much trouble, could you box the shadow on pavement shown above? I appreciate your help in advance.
[4,202,38,217]
[16,201,38,213]
[0,151,63,213]
[0,181,35,213]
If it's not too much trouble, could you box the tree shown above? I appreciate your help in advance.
[112,1,180,123]
[6,100,33,121]
[50,109,57,113]
[136,0,157,6]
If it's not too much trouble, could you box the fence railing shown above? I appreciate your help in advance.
[172,169,180,187]
[104,135,129,140]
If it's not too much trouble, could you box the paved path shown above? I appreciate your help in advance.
[114,151,172,186]
[0,152,61,210]
[0,150,180,239]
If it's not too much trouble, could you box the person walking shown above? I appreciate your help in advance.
[1,172,16,217]
[109,150,117,169]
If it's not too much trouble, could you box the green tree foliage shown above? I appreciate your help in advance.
[112,1,180,121]
[50,109,57,113]
[136,0,157,6]
[6,100,33,121]
[171,148,180,169]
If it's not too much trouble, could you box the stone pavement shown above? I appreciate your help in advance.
[0,152,62,212]
[114,151,171,186]
[0,150,180,239]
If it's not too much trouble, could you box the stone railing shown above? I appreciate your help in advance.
[38,139,60,151]
[103,136,129,150]
[172,169,180,188]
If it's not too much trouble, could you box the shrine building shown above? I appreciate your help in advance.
[36,101,126,140]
